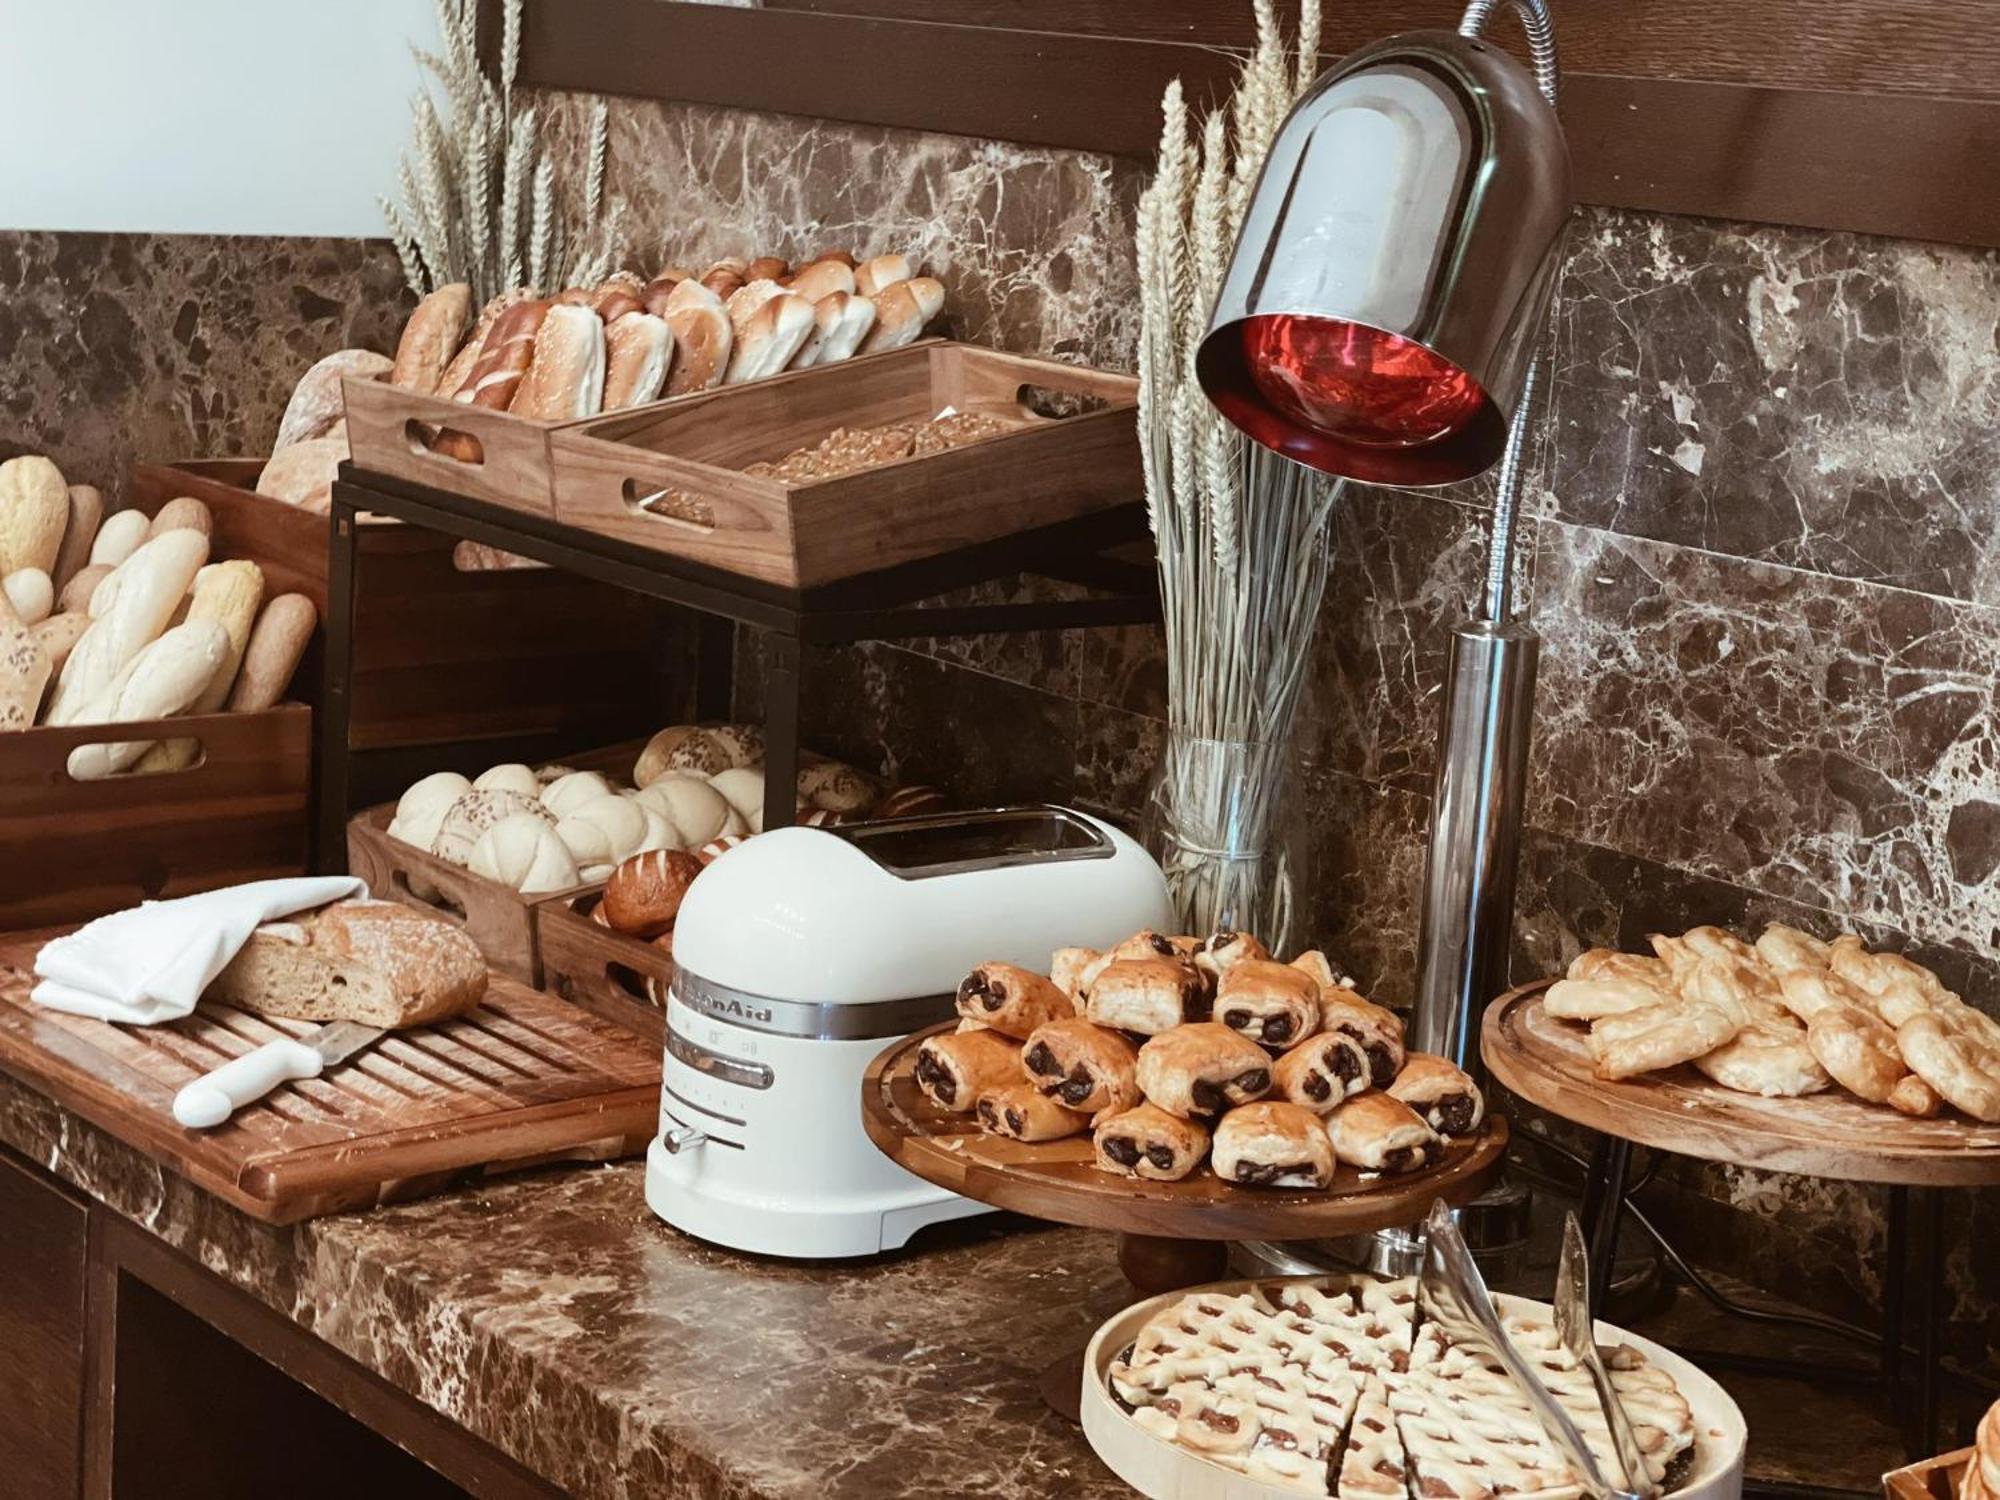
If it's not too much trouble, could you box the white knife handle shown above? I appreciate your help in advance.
[173,1039,325,1129]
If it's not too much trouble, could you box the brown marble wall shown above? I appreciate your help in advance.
[0,230,408,503]
[544,90,2000,1367]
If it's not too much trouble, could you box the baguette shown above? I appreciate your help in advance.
[510,304,605,420]
[786,258,856,304]
[662,281,733,396]
[0,589,49,731]
[206,898,488,1028]
[723,292,816,385]
[859,276,945,354]
[50,485,103,590]
[87,508,149,569]
[49,528,209,724]
[226,593,316,711]
[603,311,673,410]
[0,455,70,577]
[64,618,230,778]
[2,569,52,626]
[807,291,877,367]
[134,555,264,771]
[390,282,472,390]
[147,495,213,540]
[276,349,393,449]
[855,252,914,297]
[30,610,89,683]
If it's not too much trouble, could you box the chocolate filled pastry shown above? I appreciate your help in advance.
[913,1028,1022,1112]
[1091,1101,1210,1181]
[1195,929,1270,977]
[1385,1052,1486,1135]
[1325,1093,1443,1175]
[1135,1023,1274,1120]
[1272,1031,1371,1112]
[953,962,1072,1039]
[1210,1101,1337,1188]
[1021,1017,1141,1113]
[1107,929,1203,964]
[1290,949,1354,991]
[973,1082,1087,1142]
[1049,945,1101,1002]
[1316,990,1407,1089]
[1086,958,1211,1035]
[1214,959,1322,1051]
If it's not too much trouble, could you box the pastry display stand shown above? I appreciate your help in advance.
[319,464,1159,867]
[1485,981,2000,1498]
[863,1024,1509,1419]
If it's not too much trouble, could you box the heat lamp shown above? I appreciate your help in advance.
[1197,0,1572,1077]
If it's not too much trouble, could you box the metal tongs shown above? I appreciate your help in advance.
[1418,1200,1654,1500]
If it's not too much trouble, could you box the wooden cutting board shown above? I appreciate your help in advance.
[0,931,663,1223]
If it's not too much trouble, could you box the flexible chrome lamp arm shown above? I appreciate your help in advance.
[1459,0,1559,625]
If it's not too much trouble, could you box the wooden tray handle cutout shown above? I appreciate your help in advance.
[1013,382,1116,420]
[62,736,210,783]
[621,478,716,532]
[404,418,486,467]
[390,868,470,926]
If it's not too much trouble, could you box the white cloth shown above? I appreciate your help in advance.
[32,877,365,1024]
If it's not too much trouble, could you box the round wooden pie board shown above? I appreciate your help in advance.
[862,1024,1509,1241]
[1483,981,2000,1186]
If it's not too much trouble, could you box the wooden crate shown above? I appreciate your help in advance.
[548,342,1139,587]
[0,706,311,930]
[132,461,676,756]
[340,373,591,517]
[1885,1448,1973,1500]
[536,889,671,1045]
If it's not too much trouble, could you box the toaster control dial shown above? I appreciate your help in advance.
[660,1126,708,1155]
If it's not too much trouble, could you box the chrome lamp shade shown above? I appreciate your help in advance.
[1196,29,1572,487]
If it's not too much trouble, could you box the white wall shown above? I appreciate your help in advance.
[0,0,438,237]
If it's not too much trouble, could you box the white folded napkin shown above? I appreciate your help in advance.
[32,876,366,1024]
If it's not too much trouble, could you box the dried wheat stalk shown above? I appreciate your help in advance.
[383,0,624,301]
[1138,0,1341,950]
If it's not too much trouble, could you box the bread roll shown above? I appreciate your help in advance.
[147,495,213,540]
[601,848,702,937]
[453,298,551,413]
[726,280,785,338]
[390,282,473,390]
[541,769,618,818]
[808,292,877,367]
[87,509,149,569]
[255,438,344,512]
[207,898,488,1028]
[431,787,553,867]
[855,253,914,297]
[787,259,855,304]
[58,564,109,616]
[662,281,733,396]
[276,349,393,450]
[0,456,70,578]
[593,285,644,326]
[511,304,605,420]
[603,311,673,410]
[225,592,316,711]
[700,261,746,299]
[0,590,49,732]
[859,277,945,354]
[48,528,209,724]
[554,794,649,869]
[30,610,89,682]
[632,774,740,847]
[50,485,102,589]
[471,813,582,894]
[723,293,816,385]
[799,249,857,271]
[389,770,473,850]
[745,256,789,282]
[64,618,231,778]
[3,569,52,626]
[798,759,878,814]
[707,765,766,833]
[474,762,539,798]
[434,291,532,400]
[640,275,684,318]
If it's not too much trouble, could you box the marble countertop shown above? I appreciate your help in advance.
[1,1068,1145,1498]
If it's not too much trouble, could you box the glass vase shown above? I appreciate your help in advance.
[1144,732,1297,951]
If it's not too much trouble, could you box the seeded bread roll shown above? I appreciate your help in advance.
[511,304,606,420]
[662,280,733,395]
[854,252,913,297]
[787,258,856,305]
[0,588,49,732]
[207,898,488,1028]
[390,283,473,390]
[723,293,816,385]
[858,277,945,354]
[603,311,673,409]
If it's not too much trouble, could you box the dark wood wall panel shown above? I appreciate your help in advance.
[518,0,2000,249]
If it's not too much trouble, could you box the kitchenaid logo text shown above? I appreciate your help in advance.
[686,991,774,1025]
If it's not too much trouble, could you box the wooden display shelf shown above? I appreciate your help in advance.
[863,1023,1508,1242]
[0,933,660,1224]
[1483,982,2000,1187]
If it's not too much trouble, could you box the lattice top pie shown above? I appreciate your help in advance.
[1107,1275,1696,1498]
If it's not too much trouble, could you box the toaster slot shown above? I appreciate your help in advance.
[838,804,1111,879]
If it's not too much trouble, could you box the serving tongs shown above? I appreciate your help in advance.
[1418,1200,1649,1500]
[1556,1212,1659,1499]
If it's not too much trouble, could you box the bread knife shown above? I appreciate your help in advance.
[172,1020,385,1129]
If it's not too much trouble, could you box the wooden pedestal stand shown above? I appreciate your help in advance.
[863,1024,1509,1419]
[1484,982,2000,1490]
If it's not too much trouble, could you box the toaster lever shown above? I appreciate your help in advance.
[660,1126,708,1155]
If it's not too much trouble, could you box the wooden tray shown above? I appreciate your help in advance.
[862,1024,1508,1240]
[0,706,311,930]
[549,342,1139,588]
[1884,1448,1974,1500]
[536,889,671,1044]
[0,933,660,1224]
[1483,982,2000,1186]
[1080,1277,1747,1500]
[341,374,594,517]
[133,461,676,757]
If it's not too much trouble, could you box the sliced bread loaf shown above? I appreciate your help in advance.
[207,898,488,1028]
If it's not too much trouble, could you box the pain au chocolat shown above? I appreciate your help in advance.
[954,962,1072,1039]
[1135,1023,1273,1120]
[1021,1017,1140,1113]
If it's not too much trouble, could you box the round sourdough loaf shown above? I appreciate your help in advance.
[207,898,487,1028]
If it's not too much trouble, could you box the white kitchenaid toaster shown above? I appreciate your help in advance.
[644,805,1173,1258]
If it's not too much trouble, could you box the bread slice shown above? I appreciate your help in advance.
[207,899,488,1028]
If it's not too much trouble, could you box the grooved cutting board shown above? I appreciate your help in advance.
[0,932,662,1223]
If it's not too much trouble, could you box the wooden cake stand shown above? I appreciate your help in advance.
[864,1024,1508,1417]
[1484,980,2000,1468]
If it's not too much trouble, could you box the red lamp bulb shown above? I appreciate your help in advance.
[1239,314,1488,449]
